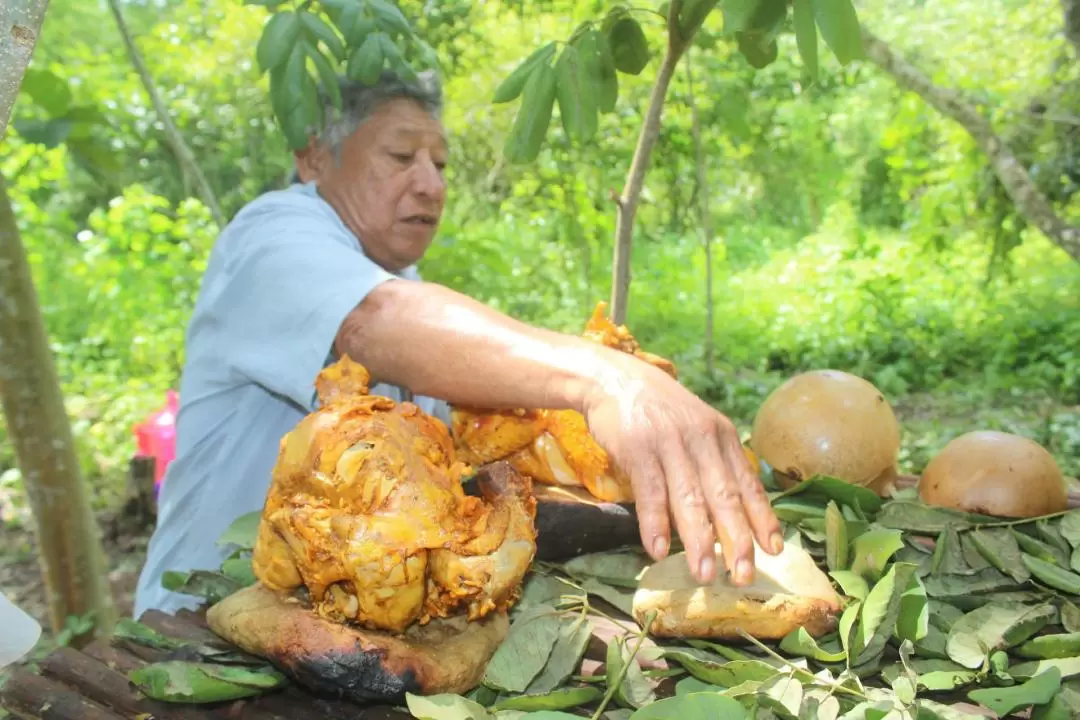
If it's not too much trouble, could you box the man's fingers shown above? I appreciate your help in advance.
[628,448,672,562]
[723,432,784,556]
[689,428,756,586]
[657,434,716,585]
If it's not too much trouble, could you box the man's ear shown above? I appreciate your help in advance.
[294,137,330,183]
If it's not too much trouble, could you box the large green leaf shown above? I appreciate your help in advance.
[526,615,593,694]
[851,561,919,665]
[779,626,846,663]
[947,603,1057,669]
[406,692,494,720]
[482,604,562,692]
[721,0,761,36]
[776,476,884,515]
[269,41,318,150]
[1022,552,1080,594]
[493,686,602,712]
[161,570,241,605]
[554,44,598,144]
[493,42,558,104]
[824,500,849,571]
[590,29,619,113]
[810,0,864,64]
[307,45,343,110]
[503,60,557,164]
[895,572,930,645]
[347,32,386,86]
[792,0,819,83]
[368,0,413,38]
[300,10,345,61]
[628,693,749,719]
[129,661,286,703]
[607,635,656,709]
[967,667,1062,718]
[969,528,1030,584]
[677,0,720,36]
[217,511,261,551]
[875,500,998,534]
[606,16,650,75]
[257,11,302,73]
[850,528,905,582]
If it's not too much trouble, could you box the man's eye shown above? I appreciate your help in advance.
[391,152,413,163]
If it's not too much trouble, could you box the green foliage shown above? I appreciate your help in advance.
[1,0,1079,529]
[246,0,440,148]
[490,0,864,163]
[129,661,287,703]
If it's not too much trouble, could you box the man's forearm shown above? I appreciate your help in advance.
[334,279,630,412]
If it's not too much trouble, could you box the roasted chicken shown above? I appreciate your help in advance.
[450,302,678,504]
[251,356,537,635]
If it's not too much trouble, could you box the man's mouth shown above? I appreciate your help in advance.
[402,214,438,226]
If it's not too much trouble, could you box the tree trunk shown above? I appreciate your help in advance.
[0,0,49,140]
[0,174,116,643]
[106,0,226,228]
[861,26,1080,262]
[610,1,689,325]
[0,0,115,646]
[1064,0,1080,57]
[685,50,714,380]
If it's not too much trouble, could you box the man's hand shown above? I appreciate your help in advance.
[581,358,783,587]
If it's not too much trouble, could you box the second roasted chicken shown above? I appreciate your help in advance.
[450,302,677,504]
[251,356,537,635]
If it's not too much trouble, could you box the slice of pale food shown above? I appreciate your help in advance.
[0,591,41,668]
[632,540,842,640]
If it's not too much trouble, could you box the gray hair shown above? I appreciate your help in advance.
[315,69,443,161]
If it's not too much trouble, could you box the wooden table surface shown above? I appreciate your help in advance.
[0,608,411,720]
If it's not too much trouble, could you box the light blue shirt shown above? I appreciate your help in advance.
[133,182,450,618]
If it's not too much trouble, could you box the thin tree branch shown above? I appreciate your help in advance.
[610,0,689,325]
[861,25,1080,262]
[1063,0,1080,58]
[106,0,226,228]
[685,48,715,379]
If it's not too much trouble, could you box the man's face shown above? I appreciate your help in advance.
[299,97,448,272]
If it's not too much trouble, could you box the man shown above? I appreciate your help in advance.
[133,70,782,618]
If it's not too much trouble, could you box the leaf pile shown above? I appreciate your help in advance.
[114,510,282,704]
[113,617,288,703]
[404,477,1080,719]
[140,486,1080,717]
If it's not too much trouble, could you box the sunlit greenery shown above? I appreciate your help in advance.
[1,0,1079,523]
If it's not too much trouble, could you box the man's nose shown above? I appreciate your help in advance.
[412,153,446,200]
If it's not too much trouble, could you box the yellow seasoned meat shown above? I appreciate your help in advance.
[449,302,678,504]
[251,356,537,634]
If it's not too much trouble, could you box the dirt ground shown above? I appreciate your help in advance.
[0,509,151,638]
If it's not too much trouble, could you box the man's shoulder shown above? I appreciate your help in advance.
[210,182,358,265]
[229,182,338,231]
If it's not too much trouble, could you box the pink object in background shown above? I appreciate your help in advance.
[134,390,178,495]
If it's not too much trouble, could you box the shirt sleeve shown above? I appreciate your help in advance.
[204,196,397,411]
